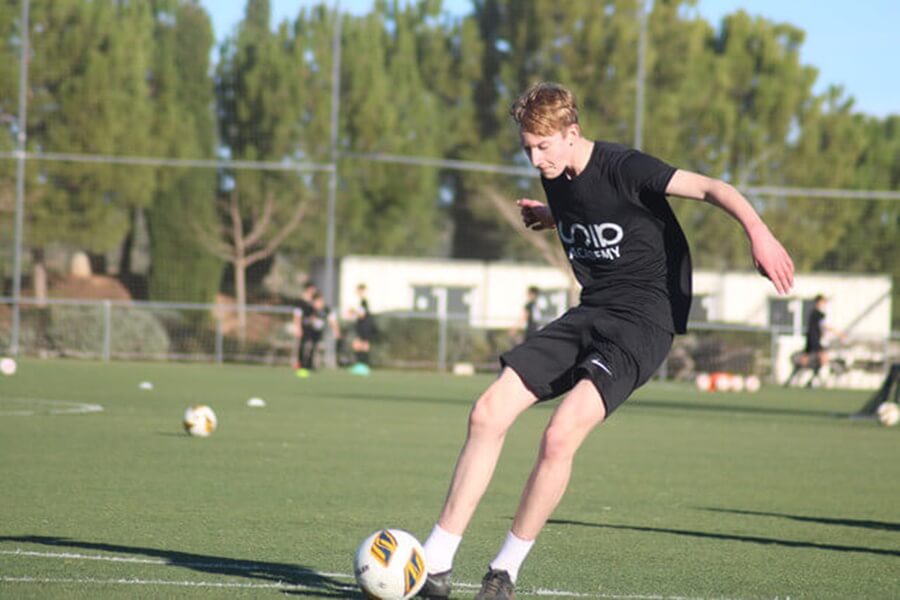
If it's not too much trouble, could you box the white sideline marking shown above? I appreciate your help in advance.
[1,549,722,599]
[2,549,286,569]
[0,397,103,417]
[0,576,339,592]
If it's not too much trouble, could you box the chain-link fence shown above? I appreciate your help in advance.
[2,297,897,390]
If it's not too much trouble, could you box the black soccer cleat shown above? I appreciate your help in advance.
[473,569,515,600]
[417,569,452,599]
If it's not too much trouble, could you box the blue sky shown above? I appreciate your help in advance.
[200,0,899,117]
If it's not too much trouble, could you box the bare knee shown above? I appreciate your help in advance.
[539,423,579,463]
[468,389,510,438]
[468,370,534,438]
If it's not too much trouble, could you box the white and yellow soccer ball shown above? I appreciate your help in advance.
[182,404,217,437]
[876,402,899,427]
[354,529,428,600]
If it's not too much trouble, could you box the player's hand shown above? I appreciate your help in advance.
[516,198,555,231]
[749,225,794,295]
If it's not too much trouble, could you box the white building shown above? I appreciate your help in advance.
[338,255,893,387]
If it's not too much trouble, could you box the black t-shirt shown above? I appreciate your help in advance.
[524,299,539,338]
[541,141,692,334]
[806,308,825,349]
[302,305,331,338]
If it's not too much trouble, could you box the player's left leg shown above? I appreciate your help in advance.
[511,378,606,539]
[308,338,321,370]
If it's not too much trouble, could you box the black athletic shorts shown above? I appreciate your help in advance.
[355,318,374,341]
[804,338,823,353]
[500,306,673,416]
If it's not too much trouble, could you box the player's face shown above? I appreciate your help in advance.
[520,128,575,178]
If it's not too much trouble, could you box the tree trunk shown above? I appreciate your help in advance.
[234,256,247,346]
[32,248,47,307]
[119,207,135,278]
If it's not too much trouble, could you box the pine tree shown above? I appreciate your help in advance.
[21,0,156,296]
[213,0,310,339]
[145,0,222,305]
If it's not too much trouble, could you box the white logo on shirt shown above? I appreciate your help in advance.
[558,220,623,261]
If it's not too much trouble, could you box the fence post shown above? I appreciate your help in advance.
[215,313,224,364]
[769,326,778,384]
[436,287,447,372]
[102,300,112,362]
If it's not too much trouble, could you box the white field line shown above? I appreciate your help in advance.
[0,548,738,599]
[0,397,103,416]
[0,575,338,592]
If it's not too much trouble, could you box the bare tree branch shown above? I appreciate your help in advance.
[243,191,275,249]
[245,199,308,266]
[483,186,579,301]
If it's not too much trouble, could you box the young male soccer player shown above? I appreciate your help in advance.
[348,283,375,375]
[298,292,341,371]
[784,294,844,387]
[511,286,541,342]
[418,82,794,600]
[292,282,319,375]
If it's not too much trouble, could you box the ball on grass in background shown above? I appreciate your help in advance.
[183,404,217,437]
[730,375,745,392]
[711,371,732,392]
[745,375,761,393]
[876,402,899,427]
[354,529,427,600]
[695,372,711,392]
[0,357,17,376]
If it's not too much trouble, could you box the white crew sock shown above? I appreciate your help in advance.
[422,524,462,574]
[488,531,535,583]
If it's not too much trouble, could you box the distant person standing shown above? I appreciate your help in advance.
[511,286,542,342]
[349,284,374,376]
[293,282,319,375]
[786,294,843,387]
[298,292,341,373]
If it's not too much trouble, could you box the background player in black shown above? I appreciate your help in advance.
[418,82,794,600]
[511,286,541,342]
[292,281,318,374]
[785,294,844,387]
[298,292,341,372]
[348,283,374,375]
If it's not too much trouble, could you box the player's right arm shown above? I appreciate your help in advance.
[516,198,555,231]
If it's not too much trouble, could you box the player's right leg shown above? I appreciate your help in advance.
[438,367,537,534]
[419,368,537,598]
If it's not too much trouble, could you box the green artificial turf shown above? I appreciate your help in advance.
[0,359,897,599]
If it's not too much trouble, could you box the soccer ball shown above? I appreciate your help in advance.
[0,357,16,376]
[876,402,899,427]
[694,372,711,392]
[354,529,428,600]
[710,371,732,392]
[183,405,217,437]
[745,375,761,393]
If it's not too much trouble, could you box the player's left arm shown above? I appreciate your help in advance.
[665,169,795,295]
[328,312,342,339]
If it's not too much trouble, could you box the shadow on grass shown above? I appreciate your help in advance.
[316,390,852,421]
[0,535,361,598]
[313,389,477,408]
[700,507,900,533]
[627,397,849,420]
[545,519,900,558]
